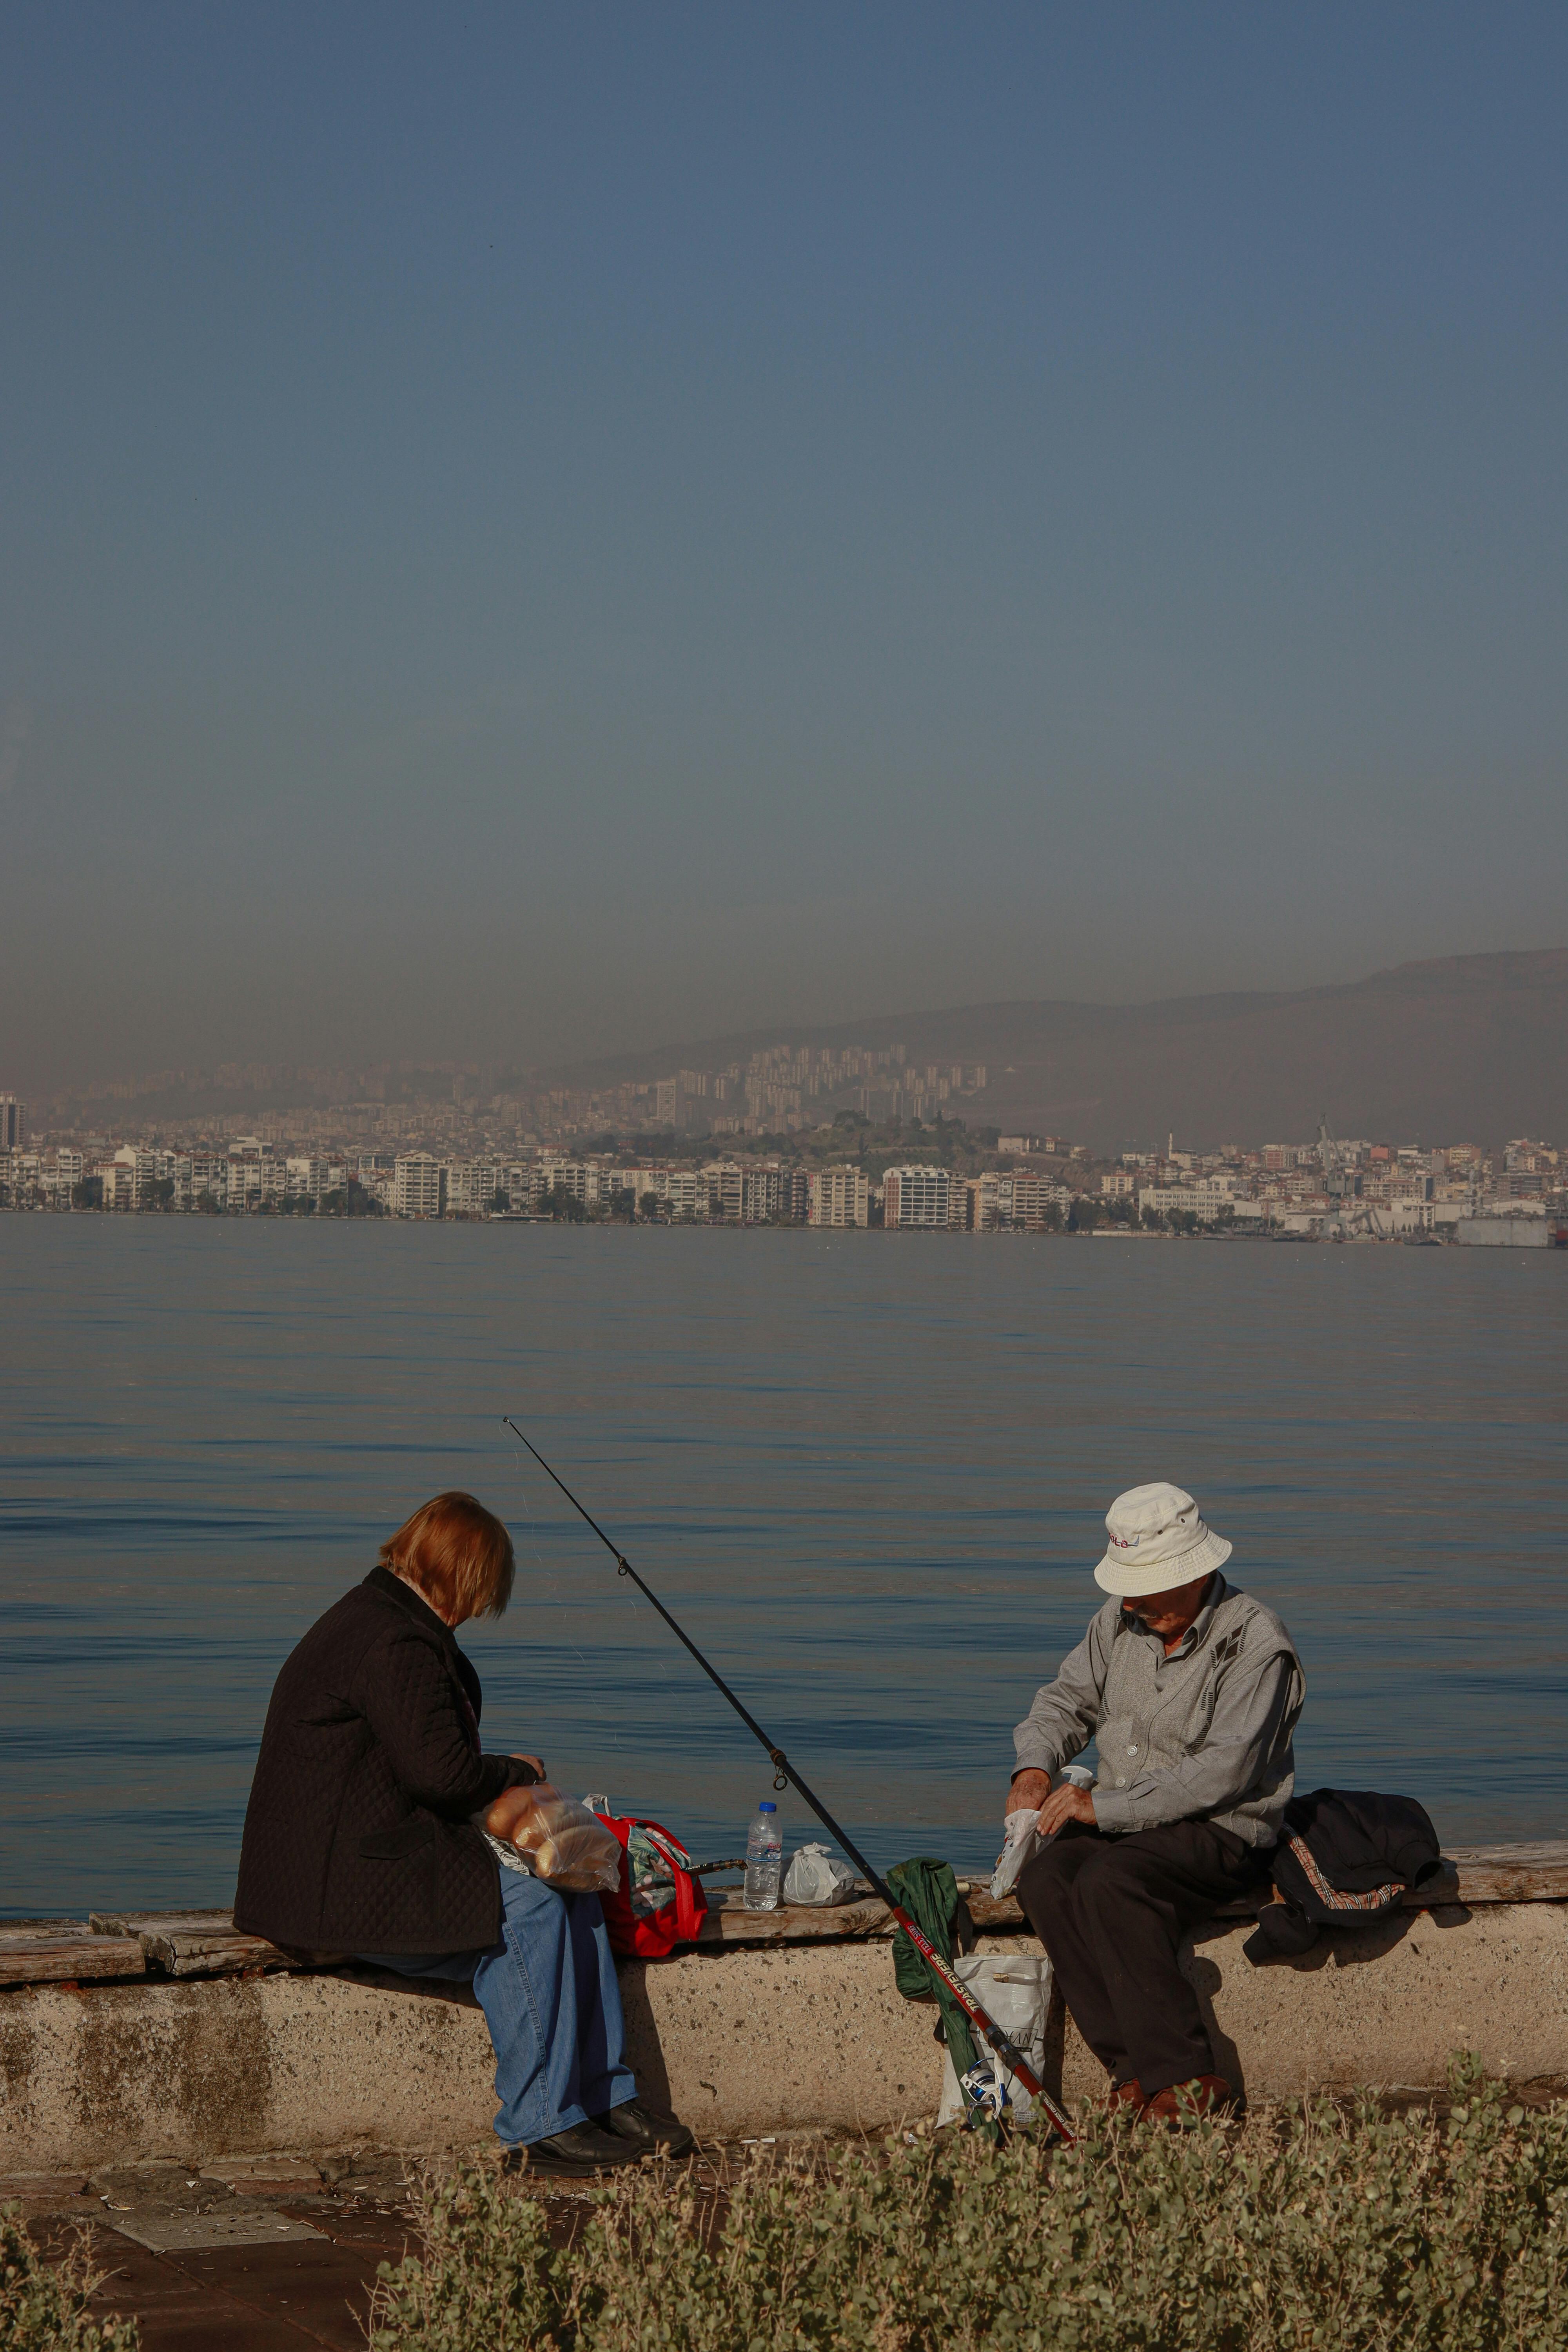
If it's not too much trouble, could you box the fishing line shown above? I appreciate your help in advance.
[501,1416,1077,2146]
[503,1443,601,1747]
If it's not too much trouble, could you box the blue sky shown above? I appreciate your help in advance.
[4,3,1565,1087]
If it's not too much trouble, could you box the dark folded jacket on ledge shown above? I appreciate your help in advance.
[1243,1786,1445,1963]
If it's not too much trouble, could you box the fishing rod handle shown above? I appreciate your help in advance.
[895,1907,1077,2145]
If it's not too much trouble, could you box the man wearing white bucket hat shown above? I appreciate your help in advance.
[1009,1483,1303,2122]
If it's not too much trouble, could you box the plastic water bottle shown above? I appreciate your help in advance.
[744,1801,784,1911]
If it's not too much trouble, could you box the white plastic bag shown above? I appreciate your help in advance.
[936,1953,1053,2126]
[991,1808,1044,1900]
[991,1766,1098,1898]
[782,1842,859,1906]
[481,1782,622,1895]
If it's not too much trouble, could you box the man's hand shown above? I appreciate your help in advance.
[510,1753,546,1781]
[1007,1769,1051,1819]
[1036,1781,1096,1837]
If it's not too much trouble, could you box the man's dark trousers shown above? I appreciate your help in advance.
[1017,1819,1267,2098]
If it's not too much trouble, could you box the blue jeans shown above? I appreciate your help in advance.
[358,1867,637,2146]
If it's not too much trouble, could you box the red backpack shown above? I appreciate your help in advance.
[597,1815,708,1959]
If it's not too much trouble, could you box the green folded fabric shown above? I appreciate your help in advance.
[887,1856,992,2131]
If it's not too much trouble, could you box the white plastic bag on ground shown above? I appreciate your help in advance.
[782,1842,859,1906]
[936,1953,1054,2127]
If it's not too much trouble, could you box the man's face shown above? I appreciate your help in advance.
[1121,1571,1212,1644]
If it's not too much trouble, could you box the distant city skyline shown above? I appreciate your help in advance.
[5,1099,1559,1249]
[14,947,1568,1154]
[5,7,1566,1091]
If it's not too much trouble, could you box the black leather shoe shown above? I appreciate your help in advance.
[507,2121,639,2177]
[591,2099,695,2159]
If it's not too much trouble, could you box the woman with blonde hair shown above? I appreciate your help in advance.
[236,1490,691,2177]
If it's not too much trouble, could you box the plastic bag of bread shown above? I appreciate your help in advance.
[483,1782,622,1895]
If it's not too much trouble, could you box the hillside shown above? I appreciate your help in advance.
[545,950,1568,1151]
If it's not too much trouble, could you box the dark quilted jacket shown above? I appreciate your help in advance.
[1243,1786,1444,1962]
[234,1567,534,1955]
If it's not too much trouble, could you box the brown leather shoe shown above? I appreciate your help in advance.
[1139,2074,1236,2124]
[1105,2078,1145,2113]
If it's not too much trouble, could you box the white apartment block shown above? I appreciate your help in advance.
[190,1155,230,1206]
[883,1165,962,1229]
[228,1155,284,1210]
[807,1165,869,1227]
[1011,1175,1071,1227]
[662,1169,705,1220]
[969,1171,1072,1230]
[701,1161,804,1223]
[740,1165,795,1222]
[394,1154,444,1218]
[1138,1185,1236,1224]
[97,1159,135,1210]
[285,1156,333,1201]
[619,1166,703,1219]
[707,1163,745,1222]
[540,1160,589,1205]
[443,1159,508,1217]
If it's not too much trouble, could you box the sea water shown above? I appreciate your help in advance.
[1,1216,1564,1917]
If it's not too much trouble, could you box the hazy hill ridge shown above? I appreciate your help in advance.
[544,951,1568,1151]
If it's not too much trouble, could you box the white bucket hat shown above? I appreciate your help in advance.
[1093,1482,1232,1597]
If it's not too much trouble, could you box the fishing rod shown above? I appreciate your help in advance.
[502,1417,1076,2145]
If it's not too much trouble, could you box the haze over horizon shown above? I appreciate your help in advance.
[5,4,1567,1098]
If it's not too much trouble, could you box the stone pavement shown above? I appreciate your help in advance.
[10,2153,426,2350]
[9,2141,756,2349]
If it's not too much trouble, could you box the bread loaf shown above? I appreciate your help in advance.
[481,1782,621,1894]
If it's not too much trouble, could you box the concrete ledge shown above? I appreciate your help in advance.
[1060,1901,1568,2105]
[3,1902,1565,2173]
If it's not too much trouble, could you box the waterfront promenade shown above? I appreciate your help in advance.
[5,1842,1566,2348]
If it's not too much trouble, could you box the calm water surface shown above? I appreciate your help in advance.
[2,1218,1564,1917]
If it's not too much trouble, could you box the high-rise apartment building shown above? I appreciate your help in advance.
[0,1097,24,1151]
[807,1166,869,1228]
[882,1165,961,1229]
[394,1154,444,1218]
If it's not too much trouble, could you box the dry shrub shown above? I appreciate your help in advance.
[0,2206,139,2352]
[370,2060,1567,2352]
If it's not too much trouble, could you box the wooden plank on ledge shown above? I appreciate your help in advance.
[89,1910,302,1978]
[50,1843,1562,1991]
[708,1876,1048,1941]
[703,1889,896,1944]
[961,1851,1568,1924]
[0,1924,145,1984]
[963,1888,1025,1931]
[1446,1855,1568,1904]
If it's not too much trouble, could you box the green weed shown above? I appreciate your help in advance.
[0,2205,138,2352]
[369,2062,1568,2352]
